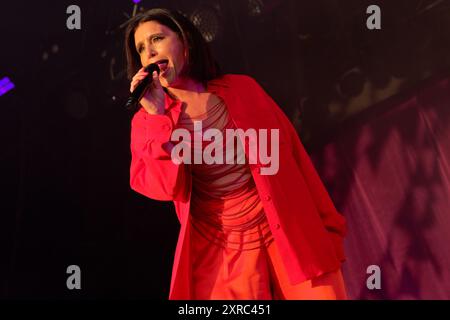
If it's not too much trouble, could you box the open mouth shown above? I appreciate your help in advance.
[154,59,169,73]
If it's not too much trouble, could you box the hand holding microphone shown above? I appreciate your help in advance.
[126,63,165,115]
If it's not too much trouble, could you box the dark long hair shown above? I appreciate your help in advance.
[124,8,221,85]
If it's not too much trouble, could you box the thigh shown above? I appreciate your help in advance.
[191,230,273,300]
[265,241,348,300]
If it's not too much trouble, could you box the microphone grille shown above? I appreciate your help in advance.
[144,63,160,74]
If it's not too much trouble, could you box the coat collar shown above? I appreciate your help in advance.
[165,75,231,112]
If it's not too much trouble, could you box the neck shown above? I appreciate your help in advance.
[167,76,206,101]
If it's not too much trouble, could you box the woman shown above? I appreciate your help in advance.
[125,8,348,300]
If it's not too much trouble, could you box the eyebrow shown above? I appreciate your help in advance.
[135,33,165,51]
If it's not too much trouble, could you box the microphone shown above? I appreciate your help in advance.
[125,63,160,110]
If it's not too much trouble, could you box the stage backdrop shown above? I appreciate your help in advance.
[311,73,450,299]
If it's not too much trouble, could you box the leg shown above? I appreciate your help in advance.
[190,229,273,300]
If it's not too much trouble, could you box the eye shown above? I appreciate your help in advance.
[152,36,164,43]
[137,45,144,54]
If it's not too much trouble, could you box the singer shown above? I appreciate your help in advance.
[125,8,348,300]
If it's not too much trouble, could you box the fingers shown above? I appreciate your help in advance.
[134,72,149,82]
[129,69,163,93]
[134,70,149,81]
[152,71,162,90]
[130,70,149,93]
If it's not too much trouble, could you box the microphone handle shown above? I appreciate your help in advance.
[125,63,160,110]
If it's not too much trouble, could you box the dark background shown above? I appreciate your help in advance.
[1,0,449,299]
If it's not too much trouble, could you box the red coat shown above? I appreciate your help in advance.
[130,74,347,299]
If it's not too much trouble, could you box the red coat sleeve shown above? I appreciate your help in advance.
[245,76,347,260]
[129,109,189,202]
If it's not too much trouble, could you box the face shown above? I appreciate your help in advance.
[134,20,187,87]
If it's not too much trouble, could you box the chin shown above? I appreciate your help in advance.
[159,78,169,87]
[163,76,180,88]
[158,74,169,86]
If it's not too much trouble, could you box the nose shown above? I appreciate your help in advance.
[144,44,157,60]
